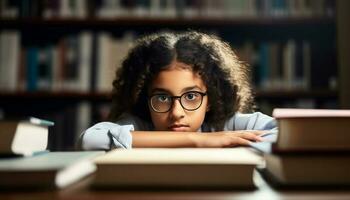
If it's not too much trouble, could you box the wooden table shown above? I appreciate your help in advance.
[1,171,350,200]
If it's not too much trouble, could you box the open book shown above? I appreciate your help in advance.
[93,148,263,189]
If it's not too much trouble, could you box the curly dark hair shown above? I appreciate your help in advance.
[109,31,255,131]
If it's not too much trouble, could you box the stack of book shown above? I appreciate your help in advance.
[0,151,104,189]
[0,118,104,189]
[259,108,350,187]
[0,117,265,189]
[0,117,53,156]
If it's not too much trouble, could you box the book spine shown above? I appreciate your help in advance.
[26,47,39,92]
[78,32,93,92]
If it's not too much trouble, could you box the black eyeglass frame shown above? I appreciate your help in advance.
[149,91,207,113]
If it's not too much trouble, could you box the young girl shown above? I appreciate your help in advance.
[80,31,277,150]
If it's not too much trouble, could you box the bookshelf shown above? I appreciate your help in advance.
[0,16,335,26]
[0,91,111,101]
[0,0,343,150]
[337,0,350,109]
[0,89,337,101]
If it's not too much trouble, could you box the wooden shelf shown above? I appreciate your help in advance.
[0,17,334,28]
[0,91,111,101]
[0,90,338,102]
[255,89,338,99]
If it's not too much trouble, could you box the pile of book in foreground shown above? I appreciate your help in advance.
[0,118,104,189]
[259,108,350,188]
[0,117,264,189]
[5,108,350,190]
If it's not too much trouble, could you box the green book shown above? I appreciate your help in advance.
[0,151,104,189]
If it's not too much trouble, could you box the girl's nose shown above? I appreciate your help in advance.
[169,99,185,120]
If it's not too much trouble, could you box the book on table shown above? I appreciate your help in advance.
[0,151,104,189]
[256,108,350,187]
[92,148,263,189]
[262,153,350,187]
[0,117,53,156]
[271,108,350,152]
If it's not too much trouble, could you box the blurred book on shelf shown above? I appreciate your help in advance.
[236,40,315,91]
[0,32,337,93]
[0,0,335,19]
[0,31,20,91]
[0,31,134,93]
[96,32,134,92]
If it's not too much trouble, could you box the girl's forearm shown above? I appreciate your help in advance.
[131,131,198,148]
[131,130,265,148]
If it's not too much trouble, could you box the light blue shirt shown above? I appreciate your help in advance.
[79,112,277,150]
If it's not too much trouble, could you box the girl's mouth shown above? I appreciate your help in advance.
[168,124,190,131]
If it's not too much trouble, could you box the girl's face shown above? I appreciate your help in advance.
[148,61,209,132]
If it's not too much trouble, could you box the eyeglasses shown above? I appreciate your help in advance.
[149,91,207,113]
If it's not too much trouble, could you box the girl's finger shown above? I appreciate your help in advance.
[227,132,262,142]
[239,130,267,136]
[225,130,267,136]
[230,137,251,146]
[238,133,263,142]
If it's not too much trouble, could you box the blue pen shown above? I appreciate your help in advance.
[29,117,55,126]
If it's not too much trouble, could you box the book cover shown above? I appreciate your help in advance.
[26,47,39,91]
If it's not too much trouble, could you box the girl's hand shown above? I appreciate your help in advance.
[189,130,266,148]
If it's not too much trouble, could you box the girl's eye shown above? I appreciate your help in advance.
[184,92,199,101]
[157,95,170,102]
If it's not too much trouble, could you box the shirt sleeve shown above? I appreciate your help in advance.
[224,112,278,132]
[78,113,153,150]
[79,122,134,150]
[224,112,278,143]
